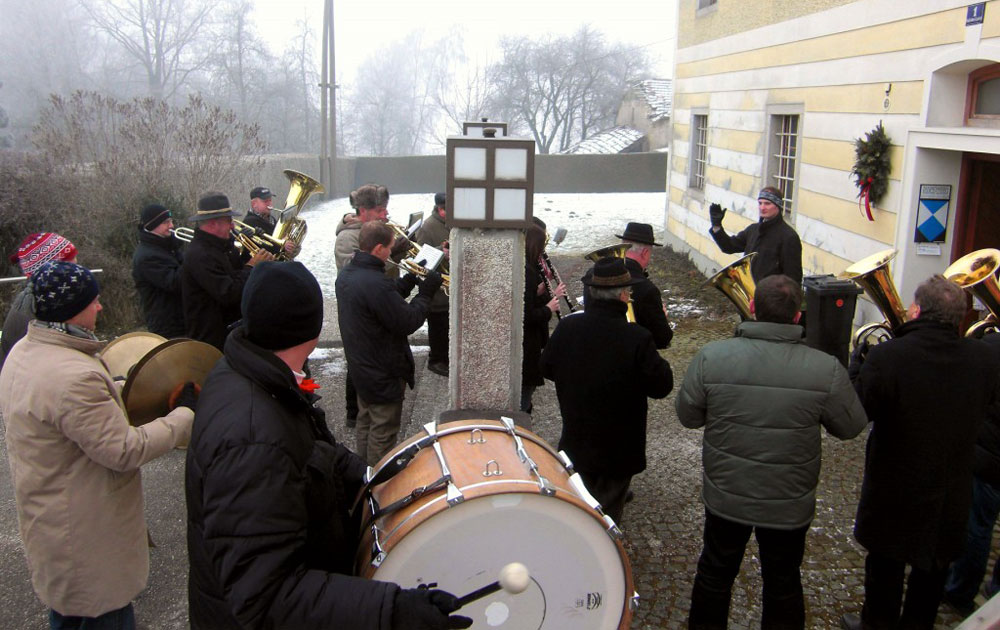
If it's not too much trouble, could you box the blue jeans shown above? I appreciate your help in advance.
[945,475,1000,610]
[50,604,135,630]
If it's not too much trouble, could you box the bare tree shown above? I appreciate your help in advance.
[211,0,272,120]
[488,26,650,153]
[340,31,451,156]
[79,0,215,101]
[431,29,497,143]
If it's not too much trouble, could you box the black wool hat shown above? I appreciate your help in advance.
[31,261,100,322]
[581,257,644,289]
[434,192,447,207]
[615,222,662,247]
[140,203,171,231]
[251,186,273,200]
[241,261,323,351]
[191,192,237,222]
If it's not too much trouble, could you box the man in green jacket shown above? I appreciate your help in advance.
[676,274,867,630]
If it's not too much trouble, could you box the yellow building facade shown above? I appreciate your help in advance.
[666,0,1000,321]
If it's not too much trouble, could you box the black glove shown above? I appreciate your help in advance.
[847,341,870,381]
[396,270,419,295]
[418,269,444,297]
[392,588,473,630]
[171,382,199,411]
[709,203,726,227]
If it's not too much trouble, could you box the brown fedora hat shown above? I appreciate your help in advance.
[190,192,237,222]
[581,257,645,289]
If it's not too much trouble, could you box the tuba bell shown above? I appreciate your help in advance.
[703,252,756,321]
[841,249,907,347]
[944,248,1000,338]
[273,169,324,259]
[584,244,637,323]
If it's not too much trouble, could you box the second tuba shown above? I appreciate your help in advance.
[273,169,324,259]
[944,248,1000,337]
[584,244,637,322]
[704,252,756,321]
[841,249,907,347]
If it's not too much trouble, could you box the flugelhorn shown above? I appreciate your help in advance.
[944,248,1000,338]
[703,252,756,321]
[841,249,907,347]
[584,244,636,323]
[388,259,450,296]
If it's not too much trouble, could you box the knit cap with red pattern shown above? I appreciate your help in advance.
[9,233,78,277]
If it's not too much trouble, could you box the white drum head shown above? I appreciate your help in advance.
[373,492,627,629]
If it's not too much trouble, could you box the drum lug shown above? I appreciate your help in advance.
[557,450,576,473]
[602,514,624,540]
[631,591,640,612]
[537,475,557,496]
[467,428,486,444]
[446,482,465,506]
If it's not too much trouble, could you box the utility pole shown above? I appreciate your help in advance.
[320,0,336,197]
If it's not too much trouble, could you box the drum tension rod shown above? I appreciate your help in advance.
[424,422,464,506]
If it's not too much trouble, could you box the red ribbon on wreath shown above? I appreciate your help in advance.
[858,176,875,222]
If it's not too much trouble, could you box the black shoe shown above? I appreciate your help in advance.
[345,415,357,428]
[428,361,449,377]
[839,613,861,630]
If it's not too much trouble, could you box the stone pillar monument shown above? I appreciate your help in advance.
[443,125,534,419]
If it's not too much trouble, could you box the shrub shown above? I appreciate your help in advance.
[0,92,266,333]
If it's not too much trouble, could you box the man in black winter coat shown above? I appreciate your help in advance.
[243,186,277,235]
[132,203,185,338]
[186,260,470,630]
[336,221,442,466]
[709,186,803,283]
[540,257,673,523]
[181,192,272,350]
[616,222,673,348]
[943,331,1000,615]
[841,275,1000,630]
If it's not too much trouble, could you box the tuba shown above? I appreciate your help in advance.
[704,252,756,321]
[944,248,1000,338]
[584,244,637,323]
[841,249,907,347]
[273,169,324,259]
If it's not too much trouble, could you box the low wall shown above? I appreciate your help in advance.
[261,151,668,199]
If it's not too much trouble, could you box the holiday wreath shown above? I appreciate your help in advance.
[852,121,892,221]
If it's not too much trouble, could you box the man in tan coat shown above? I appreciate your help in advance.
[0,261,195,629]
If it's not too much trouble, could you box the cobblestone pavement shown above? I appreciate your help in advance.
[0,248,975,629]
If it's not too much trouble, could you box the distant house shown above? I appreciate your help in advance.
[617,78,673,151]
[665,0,1000,321]
[562,78,673,155]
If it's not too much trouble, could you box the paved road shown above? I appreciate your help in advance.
[0,263,973,629]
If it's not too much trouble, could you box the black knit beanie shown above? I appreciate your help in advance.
[31,261,100,322]
[241,261,323,350]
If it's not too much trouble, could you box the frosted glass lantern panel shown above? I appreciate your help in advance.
[454,188,487,220]
[495,148,528,180]
[493,189,527,221]
[464,127,484,138]
[454,148,487,180]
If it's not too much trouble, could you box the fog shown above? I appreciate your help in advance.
[0,0,676,155]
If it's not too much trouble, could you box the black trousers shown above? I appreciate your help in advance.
[578,471,632,524]
[426,310,449,365]
[689,509,808,630]
[345,368,358,420]
[861,552,947,630]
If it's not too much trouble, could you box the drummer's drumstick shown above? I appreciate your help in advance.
[456,562,531,608]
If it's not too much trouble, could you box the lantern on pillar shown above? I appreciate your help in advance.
[462,119,509,137]
[446,133,535,230]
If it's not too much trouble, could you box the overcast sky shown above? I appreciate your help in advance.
[252,0,677,81]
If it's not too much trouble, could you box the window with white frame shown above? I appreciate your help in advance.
[768,113,800,216]
[697,0,718,9]
[690,114,708,190]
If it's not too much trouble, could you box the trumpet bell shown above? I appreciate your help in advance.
[584,243,631,263]
[703,252,756,320]
[944,248,1000,337]
[841,248,907,346]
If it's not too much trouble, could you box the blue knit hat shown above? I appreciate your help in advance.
[31,261,100,322]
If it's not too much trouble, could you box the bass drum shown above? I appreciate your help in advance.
[356,419,635,629]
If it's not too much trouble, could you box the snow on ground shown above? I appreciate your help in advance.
[297,192,668,360]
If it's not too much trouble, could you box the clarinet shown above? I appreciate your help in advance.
[539,252,577,317]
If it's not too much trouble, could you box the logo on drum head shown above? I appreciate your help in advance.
[575,592,603,610]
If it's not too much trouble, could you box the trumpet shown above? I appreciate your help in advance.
[388,259,450,296]
[172,227,194,242]
[232,220,288,257]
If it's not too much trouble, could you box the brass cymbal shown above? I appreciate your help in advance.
[121,339,222,426]
[100,331,167,380]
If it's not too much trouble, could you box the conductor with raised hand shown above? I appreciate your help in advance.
[186,260,469,630]
[709,187,803,283]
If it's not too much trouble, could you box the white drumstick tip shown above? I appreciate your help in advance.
[498,562,530,594]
